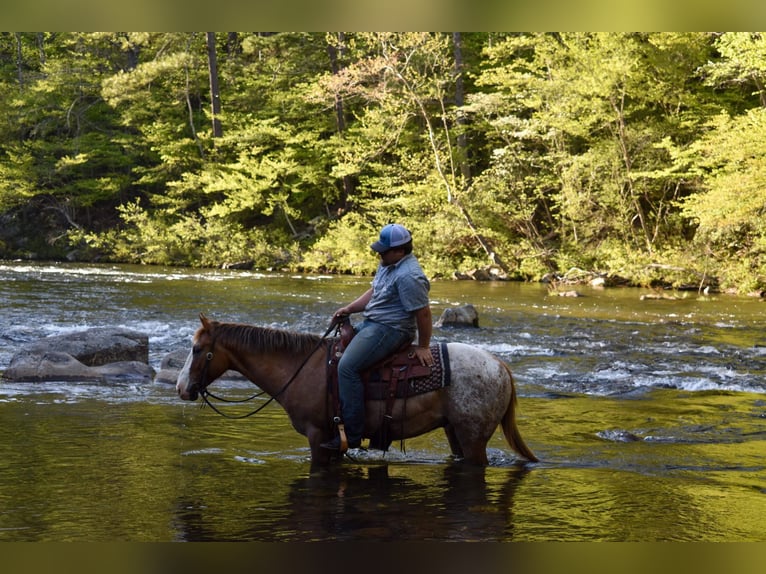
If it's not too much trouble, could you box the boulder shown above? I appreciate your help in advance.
[4,350,154,383]
[22,327,149,366]
[551,290,583,297]
[453,266,507,281]
[154,349,190,385]
[434,304,479,328]
[3,327,154,383]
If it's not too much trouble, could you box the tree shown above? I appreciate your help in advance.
[1,34,138,235]
[679,109,766,290]
[702,32,766,108]
[307,32,508,274]
[325,32,356,212]
[1,32,765,290]
[206,32,223,138]
[467,32,719,277]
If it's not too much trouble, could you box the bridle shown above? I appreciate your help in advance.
[194,318,346,419]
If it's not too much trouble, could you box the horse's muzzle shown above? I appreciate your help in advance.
[178,385,199,401]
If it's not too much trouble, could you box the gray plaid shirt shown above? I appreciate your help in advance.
[363,254,430,336]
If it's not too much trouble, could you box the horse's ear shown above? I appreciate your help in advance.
[199,313,211,329]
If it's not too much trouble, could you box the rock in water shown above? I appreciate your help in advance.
[434,304,479,328]
[3,327,154,383]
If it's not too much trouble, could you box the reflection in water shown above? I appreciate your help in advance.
[173,464,530,542]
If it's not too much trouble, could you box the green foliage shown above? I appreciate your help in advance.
[299,213,379,275]
[1,32,766,292]
[72,199,297,269]
[678,107,766,290]
[681,109,766,240]
[702,32,766,107]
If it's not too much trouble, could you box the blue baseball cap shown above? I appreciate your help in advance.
[371,223,412,253]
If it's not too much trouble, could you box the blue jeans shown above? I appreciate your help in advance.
[337,320,412,444]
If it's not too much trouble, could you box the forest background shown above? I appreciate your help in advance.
[1,32,765,293]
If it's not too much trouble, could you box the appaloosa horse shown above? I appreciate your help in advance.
[176,314,537,469]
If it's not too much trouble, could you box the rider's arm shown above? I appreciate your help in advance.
[414,305,432,348]
[413,305,434,366]
[335,288,373,317]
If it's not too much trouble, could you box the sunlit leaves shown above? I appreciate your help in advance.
[682,109,766,238]
[702,32,766,106]
[470,32,721,266]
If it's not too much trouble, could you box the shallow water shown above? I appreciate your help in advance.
[0,261,764,541]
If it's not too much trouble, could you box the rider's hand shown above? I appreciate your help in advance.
[333,307,350,321]
[414,346,434,367]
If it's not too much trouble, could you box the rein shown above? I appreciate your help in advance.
[198,318,346,419]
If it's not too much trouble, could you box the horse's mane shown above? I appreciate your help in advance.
[209,321,323,356]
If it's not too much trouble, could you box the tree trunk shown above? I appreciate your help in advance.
[14,33,23,89]
[327,32,356,211]
[611,92,651,252]
[124,34,139,70]
[452,32,471,185]
[36,32,46,66]
[206,32,223,138]
[227,32,240,58]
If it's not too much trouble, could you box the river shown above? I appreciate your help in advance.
[0,261,764,541]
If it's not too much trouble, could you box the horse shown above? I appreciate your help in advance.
[176,314,538,470]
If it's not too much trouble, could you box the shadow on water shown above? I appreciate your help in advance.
[172,462,531,542]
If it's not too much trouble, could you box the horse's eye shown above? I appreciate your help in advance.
[192,344,201,355]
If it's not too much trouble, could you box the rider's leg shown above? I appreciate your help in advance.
[329,320,411,448]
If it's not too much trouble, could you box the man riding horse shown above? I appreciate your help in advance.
[320,223,434,452]
[176,224,538,468]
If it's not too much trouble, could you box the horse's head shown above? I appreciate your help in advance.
[176,313,229,401]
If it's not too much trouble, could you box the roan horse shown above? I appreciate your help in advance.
[176,314,538,469]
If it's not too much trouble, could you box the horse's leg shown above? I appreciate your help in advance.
[454,433,490,466]
[442,418,492,465]
[308,444,335,472]
[307,426,339,472]
[443,424,464,459]
[443,344,518,465]
[443,391,498,465]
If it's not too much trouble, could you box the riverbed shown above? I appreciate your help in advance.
[0,261,764,541]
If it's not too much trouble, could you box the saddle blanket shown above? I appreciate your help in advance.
[363,342,451,400]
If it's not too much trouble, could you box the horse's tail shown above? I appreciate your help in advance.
[500,362,539,462]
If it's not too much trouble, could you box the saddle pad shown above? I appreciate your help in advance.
[364,343,450,401]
